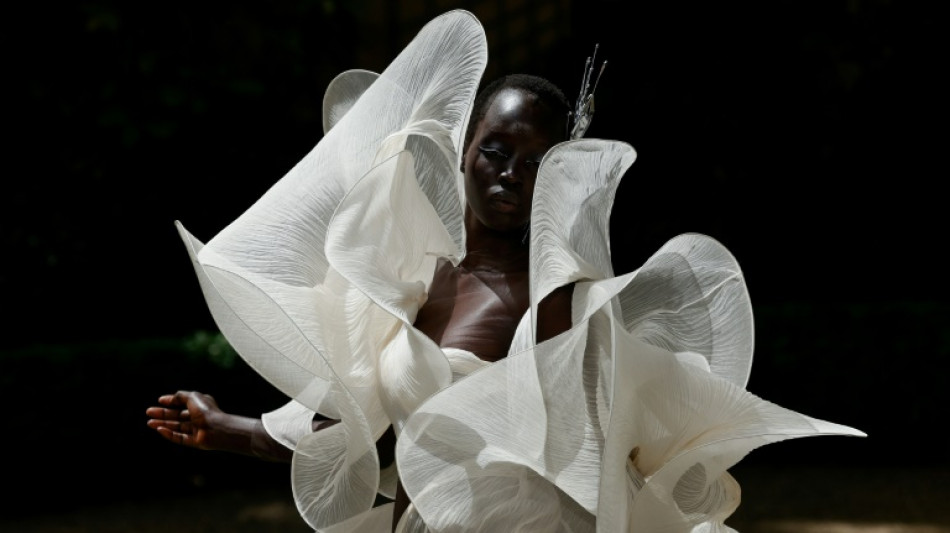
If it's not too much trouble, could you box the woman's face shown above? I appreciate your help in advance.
[463,88,565,233]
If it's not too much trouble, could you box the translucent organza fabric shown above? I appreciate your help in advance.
[174,9,865,532]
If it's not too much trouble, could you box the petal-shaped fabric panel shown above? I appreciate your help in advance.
[529,139,636,337]
[201,10,485,288]
[616,233,754,388]
[182,220,396,433]
[394,504,428,533]
[400,126,467,256]
[326,148,460,325]
[326,149,457,434]
[292,375,381,529]
[176,10,488,531]
[377,324,454,436]
[291,12,487,527]
[630,432,860,532]
[261,399,322,451]
[398,323,606,528]
[572,273,637,327]
[177,222,335,409]
[530,140,752,388]
[597,314,865,532]
[318,503,394,533]
[378,461,399,500]
[323,69,380,134]
[179,11,485,408]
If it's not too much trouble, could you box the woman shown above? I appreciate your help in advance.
[148,72,577,528]
[148,10,863,532]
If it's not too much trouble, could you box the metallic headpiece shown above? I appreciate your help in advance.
[569,44,607,140]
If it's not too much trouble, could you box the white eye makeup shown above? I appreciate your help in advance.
[479,146,544,170]
[479,146,509,160]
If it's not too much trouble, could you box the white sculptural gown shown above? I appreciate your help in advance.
[174,9,865,533]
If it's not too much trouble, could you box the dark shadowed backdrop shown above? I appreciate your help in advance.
[5,0,947,529]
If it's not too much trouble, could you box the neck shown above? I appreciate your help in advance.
[462,209,529,272]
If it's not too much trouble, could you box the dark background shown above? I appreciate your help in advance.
[5,0,947,527]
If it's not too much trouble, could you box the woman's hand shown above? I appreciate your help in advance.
[145,390,223,451]
[146,390,294,461]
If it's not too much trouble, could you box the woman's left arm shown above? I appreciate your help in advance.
[536,283,575,343]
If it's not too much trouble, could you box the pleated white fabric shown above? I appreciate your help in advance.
[175,9,865,532]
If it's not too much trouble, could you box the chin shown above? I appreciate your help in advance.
[467,205,527,234]
[485,218,529,234]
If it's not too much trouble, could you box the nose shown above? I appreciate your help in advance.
[498,160,523,186]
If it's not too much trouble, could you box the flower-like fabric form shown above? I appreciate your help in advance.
[396,140,865,532]
[175,9,865,533]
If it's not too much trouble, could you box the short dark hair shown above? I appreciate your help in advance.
[462,74,571,154]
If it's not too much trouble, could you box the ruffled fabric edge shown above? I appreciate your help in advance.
[396,140,866,532]
[176,9,488,531]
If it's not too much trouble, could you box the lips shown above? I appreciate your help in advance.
[489,189,519,212]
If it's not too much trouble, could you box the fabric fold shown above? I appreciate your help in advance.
[176,9,488,530]
[528,139,636,339]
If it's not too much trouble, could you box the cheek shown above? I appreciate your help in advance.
[463,175,478,206]
[462,168,488,217]
[465,158,492,192]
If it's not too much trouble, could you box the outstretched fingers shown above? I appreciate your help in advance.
[146,415,198,447]
[145,391,215,450]
[146,394,192,446]
[153,424,198,447]
[145,405,191,421]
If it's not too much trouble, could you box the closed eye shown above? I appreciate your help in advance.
[479,147,509,160]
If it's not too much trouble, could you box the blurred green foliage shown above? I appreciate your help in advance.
[182,330,239,368]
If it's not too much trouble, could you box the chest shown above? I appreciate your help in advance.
[412,261,529,362]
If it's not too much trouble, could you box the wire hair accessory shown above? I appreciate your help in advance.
[569,44,607,140]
